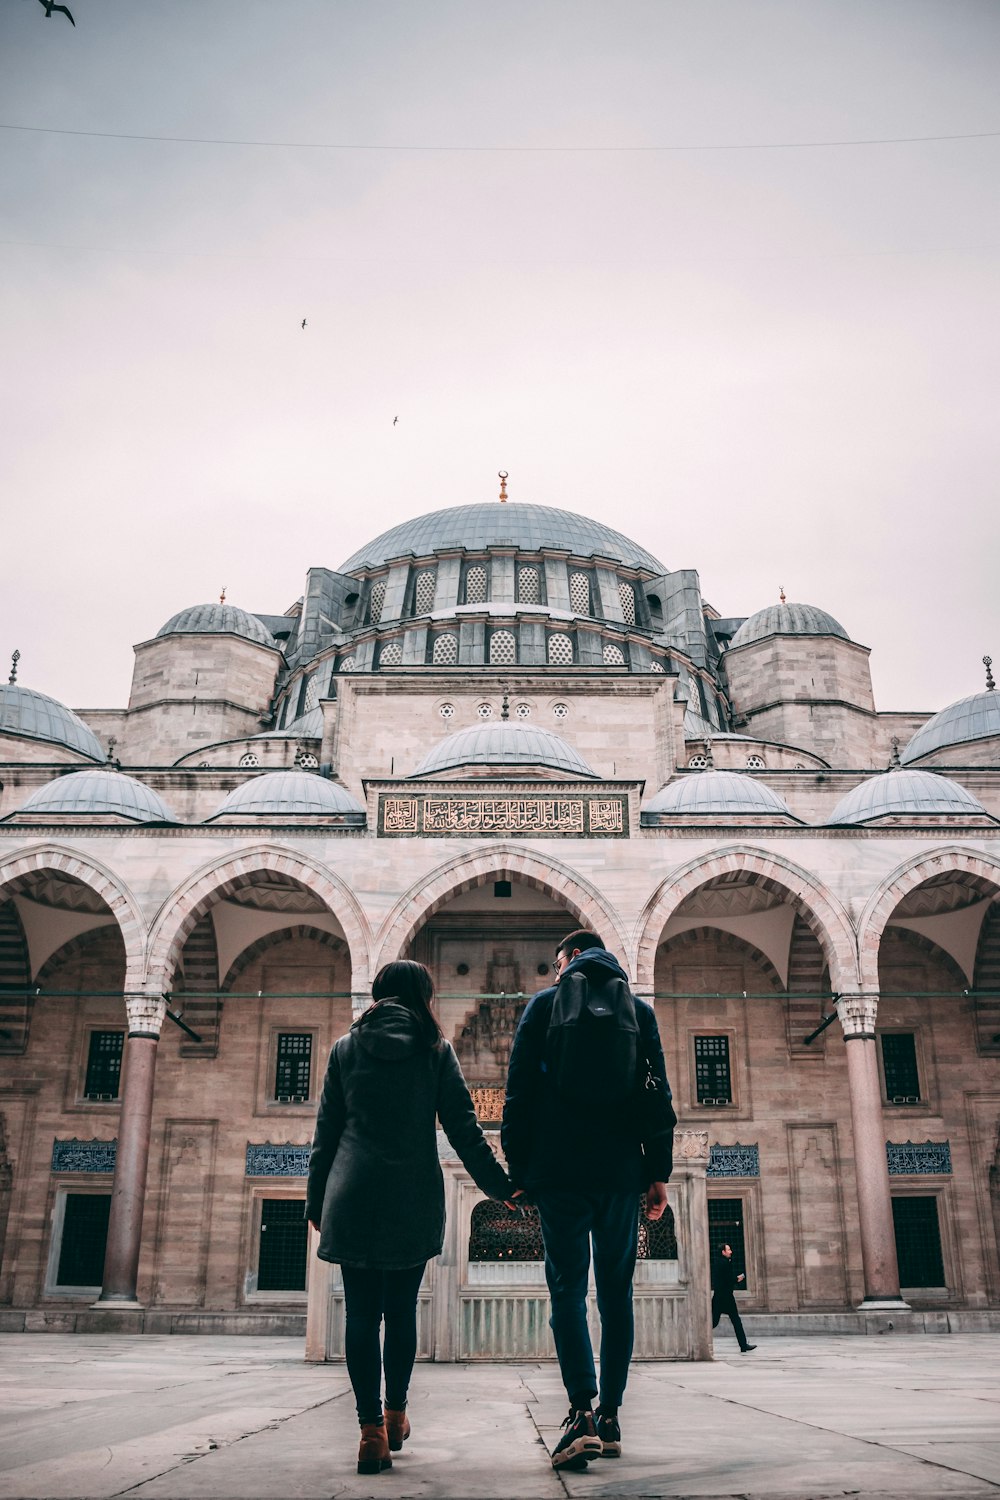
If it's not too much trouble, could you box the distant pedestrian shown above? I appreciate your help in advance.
[307,960,514,1476]
[711,1243,756,1352]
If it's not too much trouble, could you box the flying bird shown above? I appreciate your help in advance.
[301,318,307,329]
[393,415,398,426]
[35,0,75,21]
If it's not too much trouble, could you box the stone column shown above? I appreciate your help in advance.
[97,992,166,1306]
[837,993,908,1308]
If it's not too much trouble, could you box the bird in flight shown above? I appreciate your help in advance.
[301,318,307,330]
[393,415,398,426]
[34,0,75,21]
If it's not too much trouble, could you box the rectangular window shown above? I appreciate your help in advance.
[881,1033,921,1103]
[84,1030,124,1101]
[695,1035,732,1105]
[892,1196,945,1287]
[56,1193,111,1288]
[258,1199,308,1292]
[708,1197,748,1290]
[274,1033,312,1103]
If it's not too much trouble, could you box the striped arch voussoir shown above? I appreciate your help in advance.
[222,923,347,991]
[858,847,1000,993]
[657,925,784,993]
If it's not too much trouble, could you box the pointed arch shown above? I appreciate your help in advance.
[144,844,372,991]
[0,844,145,989]
[633,844,858,994]
[373,844,631,976]
[857,847,1000,993]
[222,923,347,992]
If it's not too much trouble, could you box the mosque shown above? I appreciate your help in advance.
[0,487,998,1356]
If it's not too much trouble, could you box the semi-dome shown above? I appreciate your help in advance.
[340,503,665,574]
[413,722,597,778]
[0,684,104,761]
[252,706,323,741]
[829,768,990,825]
[157,603,275,648]
[643,770,795,819]
[206,769,364,820]
[730,602,849,649]
[16,768,178,822]
[901,689,1000,766]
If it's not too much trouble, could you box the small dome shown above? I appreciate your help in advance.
[901,689,1000,766]
[0,684,104,761]
[207,769,364,820]
[730,603,849,649]
[157,603,275,648]
[643,770,795,819]
[340,502,665,574]
[17,768,178,822]
[413,722,596,778]
[828,768,989,825]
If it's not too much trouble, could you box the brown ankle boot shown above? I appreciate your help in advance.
[357,1421,392,1474]
[385,1407,411,1452]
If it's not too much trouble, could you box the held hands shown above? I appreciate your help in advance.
[644,1181,669,1221]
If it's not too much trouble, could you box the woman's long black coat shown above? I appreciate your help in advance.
[306,1001,511,1270]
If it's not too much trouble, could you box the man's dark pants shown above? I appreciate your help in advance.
[712,1291,750,1350]
[534,1187,639,1409]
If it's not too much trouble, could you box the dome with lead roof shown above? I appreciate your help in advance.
[642,770,796,820]
[340,503,665,574]
[730,602,849,649]
[413,722,596,778]
[828,768,990,825]
[206,769,364,821]
[157,603,275,648]
[15,768,178,822]
[0,684,104,761]
[901,688,1000,766]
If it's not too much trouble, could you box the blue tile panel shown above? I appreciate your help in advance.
[245,1143,311,1177]
[886,1140,952,1175]
[707,1143,760,1178]
[51,1138,117,1173]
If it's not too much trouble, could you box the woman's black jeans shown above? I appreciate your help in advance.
[341,1263,427,1426]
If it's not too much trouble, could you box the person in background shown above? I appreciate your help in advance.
[307,960,514,1476]
[711,1242,757,1353]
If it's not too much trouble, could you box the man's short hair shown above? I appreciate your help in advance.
[556,929,605,959]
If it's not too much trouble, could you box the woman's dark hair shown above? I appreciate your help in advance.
[371,960,444,1048]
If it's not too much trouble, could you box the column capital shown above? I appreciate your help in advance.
[124,992,167,1039]
[837,991,878,1039]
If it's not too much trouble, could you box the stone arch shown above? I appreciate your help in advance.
[0,844,146,989]
[634,844,859,994]
[35,926,125,988]
[374,844,631,976]
[654,925,785,995]
[878,926,969,994]
[857,847,1000,994]
[145,844,373,991]
[221,923,347,991]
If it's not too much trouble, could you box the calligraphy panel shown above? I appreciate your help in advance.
[378,793,628,838]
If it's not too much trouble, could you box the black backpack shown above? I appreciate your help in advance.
[545,968,639,1107]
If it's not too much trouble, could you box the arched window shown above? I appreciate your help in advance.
[517,565,541,604]
[413,569,437,613]
[489,629,517,665]
[379,641,403,667]
[746,754,766,769]
[569,570,591,614]
[238,752,259,768]
[464,564,488,605]
[618,581,636,625]
[548,632,574,665]
[687,753,708,769]
[339,655,357,672]
[432,632,458,665]
[603,643,626,667]
[294,750,319,769]
[649,659,665,673]
[367,578,386,625]
[303,674,320,712]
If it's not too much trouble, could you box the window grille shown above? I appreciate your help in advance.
[515,702,531,719]
[603,643,626,667]
[881,1033,921,1103]
[368,579,386,624]
[439,702,455,720]
[56,1193,111,1286]
[517,565,541,604]
[618,581,636,624]
[649,660,665,672]
[477,702,493,719]
[294,751,318,769]
[489,629,517,665]
[379,641,403,667]
[84,1030,123,1101]
[257,1199,308,1291]
[338,655,357,672]
[552,702,569,720]
[274,1033,312,1102]
[303,675,320,712]
[548,633,574,666]
[432,633,458,665]
[695,1035,732,1105]
[707,1197,748,1288]
[238,752,259,768]
[414,569,437,613]
[687,754,708,769]
[892,1196,945,1286]
[469,1198,677,1262]
[745,754,766,769]
[464,564,488,604]
[569,571,591,614]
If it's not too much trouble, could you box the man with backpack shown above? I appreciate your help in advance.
[502,929,675,1471]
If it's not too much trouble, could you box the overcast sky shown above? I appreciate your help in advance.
[2,0,997,714]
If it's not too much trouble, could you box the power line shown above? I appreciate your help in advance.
[1,122,999,153]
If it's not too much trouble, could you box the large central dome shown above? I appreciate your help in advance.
[339,503,666,574]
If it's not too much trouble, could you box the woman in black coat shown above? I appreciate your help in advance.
[306,960,514,1474]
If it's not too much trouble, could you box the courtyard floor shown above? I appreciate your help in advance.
[0,1332,998,1500]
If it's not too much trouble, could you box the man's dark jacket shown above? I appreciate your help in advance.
[501,948,673,1193]
[711,1251,741,1300]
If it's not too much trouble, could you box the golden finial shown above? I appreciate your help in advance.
[498,471,508,503]
[779,585,786,605]
[219,586,227,604]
